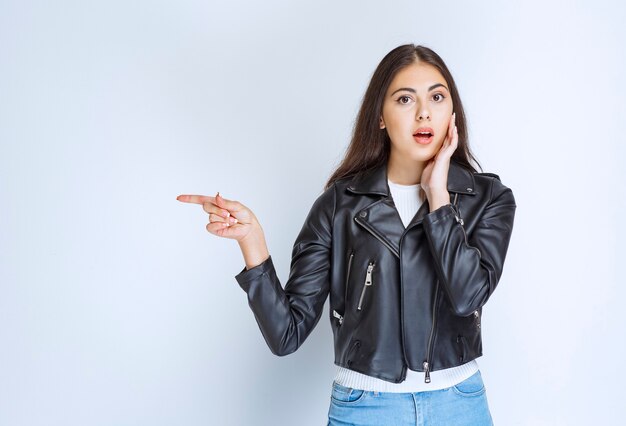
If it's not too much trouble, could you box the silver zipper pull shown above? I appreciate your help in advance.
[357,263,374,311]
[423,361,431,383]
[332,310,343,325]
[451,203,464,225]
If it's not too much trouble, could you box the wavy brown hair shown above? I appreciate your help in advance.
[324,44,483,191]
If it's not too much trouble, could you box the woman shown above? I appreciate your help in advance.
[177,44,516,425]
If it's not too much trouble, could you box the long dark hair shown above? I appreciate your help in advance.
[324,44,483,191]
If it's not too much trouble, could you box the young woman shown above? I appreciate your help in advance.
[177,44,516,426]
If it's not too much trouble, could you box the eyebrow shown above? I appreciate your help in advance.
[390,83,449,97]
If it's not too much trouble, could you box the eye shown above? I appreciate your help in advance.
[397,95,412,105]
[433,93,445,102]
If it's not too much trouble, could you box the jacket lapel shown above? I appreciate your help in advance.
[346,160,476,258]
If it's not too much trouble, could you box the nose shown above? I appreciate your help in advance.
[417,108,431,121]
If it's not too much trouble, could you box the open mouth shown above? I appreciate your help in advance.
[413,129,434,144]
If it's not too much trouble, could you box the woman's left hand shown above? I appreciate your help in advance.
[421,112,458,210]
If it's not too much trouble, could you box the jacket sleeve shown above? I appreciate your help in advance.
[234,183,336,356]
[422,177,516,317]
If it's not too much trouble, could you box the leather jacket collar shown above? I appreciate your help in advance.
[346,159,477,196]
[343,159,478,259]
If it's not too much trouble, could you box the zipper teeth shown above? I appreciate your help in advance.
[354,217,400,258]
[457,214,481,257]
[345,251,354,303]
[357,262,374,311]
[346,252,354,284]
[424,280,440,383]
[452,194,482,258]
[425,195,459,382]
[333,251,354,327]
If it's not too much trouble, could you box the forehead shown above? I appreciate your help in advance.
[388,62,446,91]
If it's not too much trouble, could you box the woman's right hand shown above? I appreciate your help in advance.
[176,192,260,243]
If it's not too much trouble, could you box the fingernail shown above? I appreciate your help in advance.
[229,217,237,224]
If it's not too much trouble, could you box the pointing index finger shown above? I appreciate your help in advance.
[176,194,216,205]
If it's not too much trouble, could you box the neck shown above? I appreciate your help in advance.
[386,155,426,186]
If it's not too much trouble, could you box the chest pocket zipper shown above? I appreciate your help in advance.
[333,310,344,325]
[345,251,354,301]
[357,262,375,311]
[333,251,355,326]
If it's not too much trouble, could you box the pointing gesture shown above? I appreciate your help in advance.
[176,192,260,242]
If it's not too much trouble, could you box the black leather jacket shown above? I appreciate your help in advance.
[235,159,516,384]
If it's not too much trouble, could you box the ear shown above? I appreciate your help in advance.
[379,116,385,129]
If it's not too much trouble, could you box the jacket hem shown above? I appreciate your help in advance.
[333,360,404,383]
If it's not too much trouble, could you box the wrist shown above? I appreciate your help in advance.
[238,225,265,248]
[428,192,451,212]
[238,226,270,270]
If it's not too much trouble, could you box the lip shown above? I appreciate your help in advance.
[413,127,434,136]
[413,134,434,144]
[413,127,434,144]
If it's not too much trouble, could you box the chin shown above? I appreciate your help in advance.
[408,151,435,162]
[411,144,439,160]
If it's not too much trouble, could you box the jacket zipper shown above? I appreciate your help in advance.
[345,251,354,293]
[452,193,464,225]
[357,262,374,311]
[451,198,482,258]
[333,310,344,325]
[354,216,400,258]
[334,251,354,327]
[423,279,440,383]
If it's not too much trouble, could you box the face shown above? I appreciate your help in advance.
[380,61,454,163]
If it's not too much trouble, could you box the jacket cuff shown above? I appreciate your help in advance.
[423,203,456,225]
[235,255,274,290]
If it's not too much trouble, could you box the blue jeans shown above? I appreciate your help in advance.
[327,370,494,426]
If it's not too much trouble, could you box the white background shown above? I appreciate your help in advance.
[1,1,624,425]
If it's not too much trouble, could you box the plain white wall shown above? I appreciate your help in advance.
[1,1,624,425]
